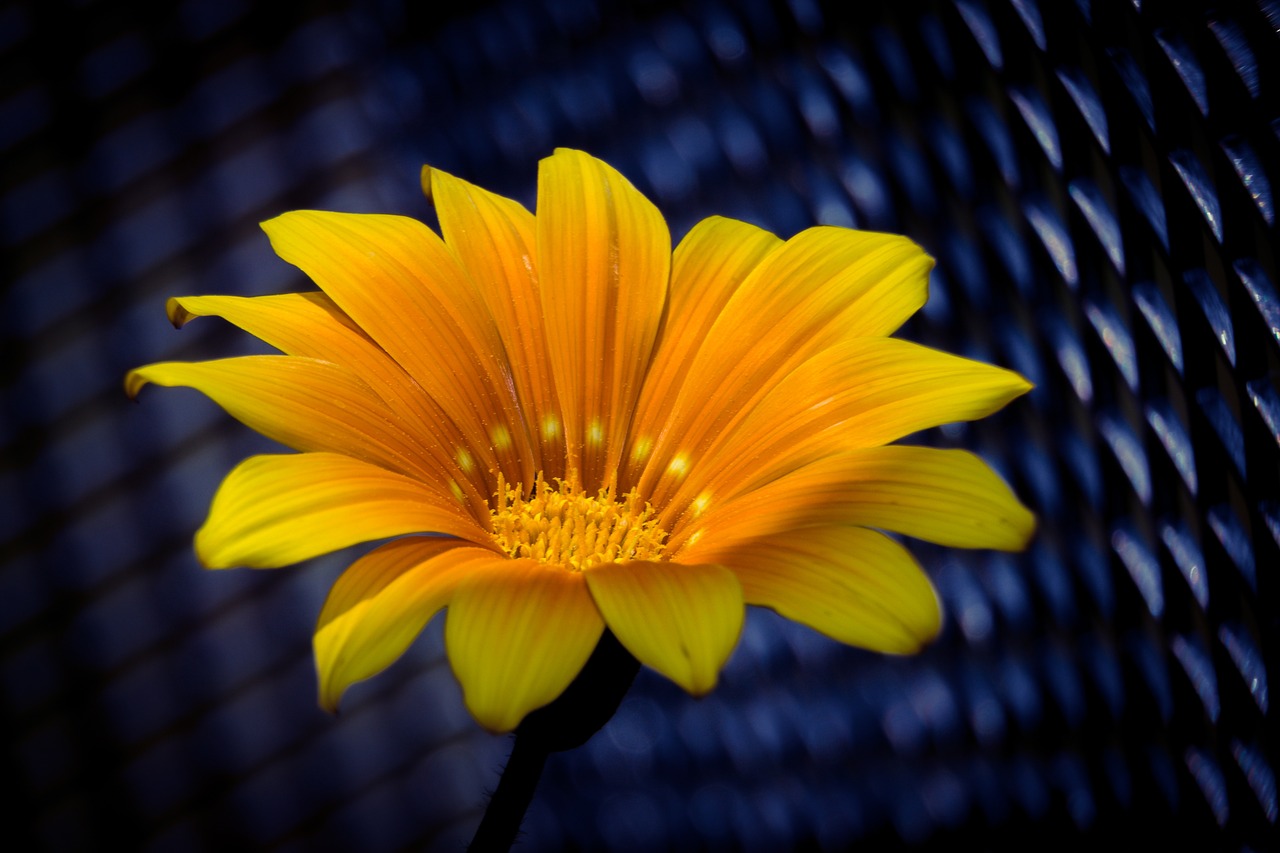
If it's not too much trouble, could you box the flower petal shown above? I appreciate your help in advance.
[167,292,367,357]
[163,294,493,506]
[446,560,604,732]
[429,166,565,479]
[621,216,781,487]
[688,526,941,654]
[672,446,1035,555]
[636,227,933,508]
[666,338,1032,517]
[126,356,437,481]
[536,148,670,487]
[261,210,535,486]
[314,538,504,711]
[584,561,743,695]
[197,452,491,568]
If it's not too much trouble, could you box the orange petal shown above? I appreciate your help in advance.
[261,210,535,487]
[536,148,670,487]
[126,356,437,481]
[673,446,1035,556]
[620,216,781,487]
[430,167,565,479]
[314,538,504,711]
[164,293,493,507]
[584,561,743,695]
[666,337,1033,516]
[688,526,941,654]
[636,227,933,508]
[196,452,492,569]
[445,560,604,732]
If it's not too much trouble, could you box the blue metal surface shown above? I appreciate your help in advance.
[2,0,1277,849]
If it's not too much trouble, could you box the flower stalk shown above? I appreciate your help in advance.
[470,632,640,851]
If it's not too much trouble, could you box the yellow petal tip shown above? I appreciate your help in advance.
[420,164,433,201]
[165,297,194,328]
[684,672,720,698]
[316,662,347,714]
[258,211,294,239]
[1013,508,1038,551]
[123,368,149,400]
[466,704,518,735]
[318,692,341,715]
[193,521,242,570]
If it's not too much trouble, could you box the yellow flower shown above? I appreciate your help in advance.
[127,149,1034,733]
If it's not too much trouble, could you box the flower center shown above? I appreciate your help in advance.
[489,473,667,570]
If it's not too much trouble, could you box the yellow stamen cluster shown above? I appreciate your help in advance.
[489,473,667,570]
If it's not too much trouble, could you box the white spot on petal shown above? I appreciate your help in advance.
[667,452,690,479]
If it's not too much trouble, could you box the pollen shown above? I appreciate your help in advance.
[489,472,667,571]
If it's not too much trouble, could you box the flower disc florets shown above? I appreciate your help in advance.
[489,473,667,570]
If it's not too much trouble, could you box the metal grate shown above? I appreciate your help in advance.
[2,0,1277,849]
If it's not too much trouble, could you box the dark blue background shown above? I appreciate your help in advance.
[2,0,1277,849]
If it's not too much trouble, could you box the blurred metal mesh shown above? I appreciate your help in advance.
[2,0,1277,850]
